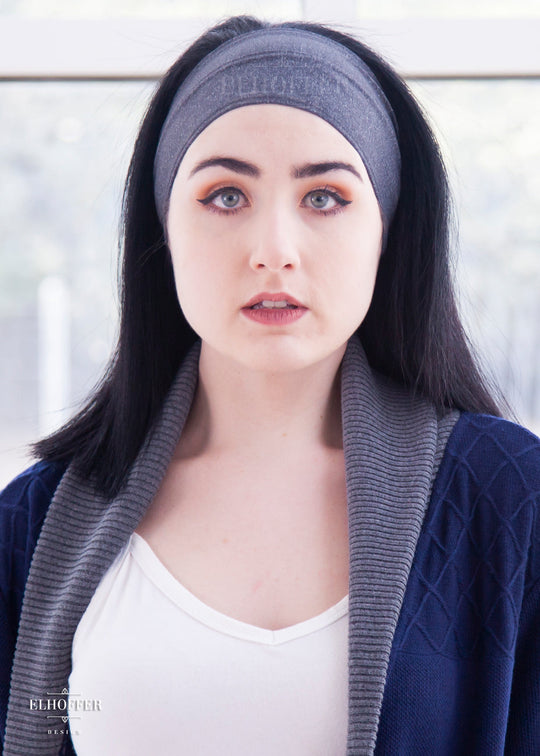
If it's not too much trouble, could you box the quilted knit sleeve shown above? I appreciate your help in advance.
[439,414,540,755]
[376,412,540,755]
[437,413,540,754]
[0,461,66,748]
[504,430,540,754]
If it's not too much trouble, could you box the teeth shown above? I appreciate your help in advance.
[263,300,288,308]
[252,300,296,309]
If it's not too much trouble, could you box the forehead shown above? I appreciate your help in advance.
[178,104,365,170]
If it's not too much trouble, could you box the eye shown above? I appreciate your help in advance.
[303,188,351,214]
[217,189,242,208]
[308,191,335,210]
[197,186,248,213]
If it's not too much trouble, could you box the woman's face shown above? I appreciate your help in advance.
[166,104,383,373]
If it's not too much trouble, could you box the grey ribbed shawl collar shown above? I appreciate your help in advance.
[5,336,459,755]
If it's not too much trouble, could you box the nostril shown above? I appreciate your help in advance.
[249,241,300,271]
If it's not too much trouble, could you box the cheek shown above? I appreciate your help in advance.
[325,238,381,319]
[168,233,234,331]
[171,256,209,308]
[169,217,245,294]
[168,219,208,285]
[168,241,203,312]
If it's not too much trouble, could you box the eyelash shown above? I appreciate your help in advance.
[196,185,352,216]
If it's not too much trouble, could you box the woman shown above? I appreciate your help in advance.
[1,14,539,756]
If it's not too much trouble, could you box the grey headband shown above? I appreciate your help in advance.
[153,27,401,246]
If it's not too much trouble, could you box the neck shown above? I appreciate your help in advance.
[178,341,346,458]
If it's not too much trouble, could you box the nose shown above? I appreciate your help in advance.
[248,203,301,272]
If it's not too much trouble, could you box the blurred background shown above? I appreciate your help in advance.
[1,0,539,486]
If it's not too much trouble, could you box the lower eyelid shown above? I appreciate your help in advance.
[204,204,243,216]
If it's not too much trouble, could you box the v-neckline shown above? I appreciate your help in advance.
[130,532,349,646]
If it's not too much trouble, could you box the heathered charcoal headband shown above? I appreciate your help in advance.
[153,27,401,244]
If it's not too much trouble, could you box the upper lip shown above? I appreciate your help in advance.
[243,292,306,308]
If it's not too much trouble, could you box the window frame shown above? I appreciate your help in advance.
[0,16,539,80]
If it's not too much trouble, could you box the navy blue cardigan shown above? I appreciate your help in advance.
[1,412,539,754]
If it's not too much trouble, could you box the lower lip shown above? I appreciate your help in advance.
[242,307,307,325]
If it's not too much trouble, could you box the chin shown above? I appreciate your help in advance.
[234,338,347,376]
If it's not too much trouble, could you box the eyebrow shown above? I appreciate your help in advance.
[292,162,363,182]
[189,157,363,182]
[189,157,260,178]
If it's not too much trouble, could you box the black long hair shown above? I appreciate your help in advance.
[33,15,507,497]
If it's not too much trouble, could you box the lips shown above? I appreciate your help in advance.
[242,291,306,309]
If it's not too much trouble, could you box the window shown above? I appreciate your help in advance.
[1,3,539,485]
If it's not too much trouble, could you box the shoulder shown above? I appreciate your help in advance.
[439,411,540,497]
[0,460,68,580]
[0,459,68,524]
[0,461,67,747]
[400,414,540,655]
[433,412,540,591]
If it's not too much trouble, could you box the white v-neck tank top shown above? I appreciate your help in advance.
[68,533,349,755]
